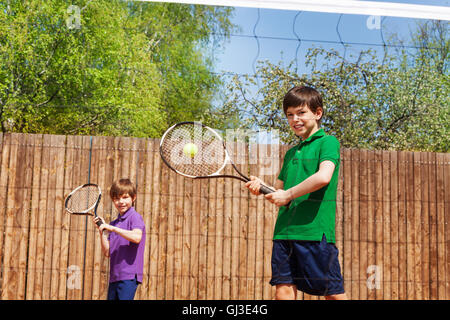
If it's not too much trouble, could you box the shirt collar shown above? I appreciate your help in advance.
[299,128,325,145]
[117,206,135,221]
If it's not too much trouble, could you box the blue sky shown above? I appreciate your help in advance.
[212,0,449,76]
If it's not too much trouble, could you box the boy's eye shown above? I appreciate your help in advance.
[113,194,130,201]
[287,111,305,118]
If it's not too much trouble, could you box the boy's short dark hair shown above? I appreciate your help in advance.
[110,178,137,200]
[283,86,323,119]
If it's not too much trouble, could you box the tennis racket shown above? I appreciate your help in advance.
[65,183,103,226]
[159,121,275,195]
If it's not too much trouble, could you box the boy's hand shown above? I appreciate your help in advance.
[265,189,292,207]
[93,216,105,227]
[245,176,264,195]
[93,216,113,234]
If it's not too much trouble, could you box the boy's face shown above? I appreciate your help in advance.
[286,104,322,140]
[112,193,135,215]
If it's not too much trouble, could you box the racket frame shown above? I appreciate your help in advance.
[159,121,275,194]
[65,183,103,226]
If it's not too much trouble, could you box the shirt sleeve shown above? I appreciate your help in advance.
[130,213,146,232]
[319,135,340,166]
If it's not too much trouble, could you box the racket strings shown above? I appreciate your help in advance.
[160,124,226,177]
[66,185,99,214]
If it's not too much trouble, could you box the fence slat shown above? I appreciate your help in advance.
[214,176,225,299]
[136,138,152,299]
[412,151,423,299]
[428,152,438,299]
[405,151,415,299]
[366,149,375,300]
[0,132,6,298]
[26,134,43,299]
[148,139,161,299]
[384,152,400,300]
[230,141,240,299]
[222,159,232,299]
[382,150,391,299]
[48,135,67,300]
[397,151,407,299]
[238,141,249,299]
[444,153,450,300]
[336,149,344,295]
[420,151,430,300]
[342,148,352,299]
[157,146,169,299]
[389,150,399,299]
[358,150,366,300]
[254,143,265,300]
[89,136,107,300]
[436,152,446,299]
[206,175,217,299]
[262,143,275,300]
[164,163,176,299]
[198,178,209,299]
[1,133,33,299]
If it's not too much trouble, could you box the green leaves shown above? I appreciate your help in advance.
[223,21,449,152]
[0,0,235,137]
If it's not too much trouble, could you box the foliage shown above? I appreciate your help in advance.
[222,21,449,152]
[127,2,235,126]
[0,0,235,137]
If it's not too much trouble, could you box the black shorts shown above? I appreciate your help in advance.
[270,234,345,296]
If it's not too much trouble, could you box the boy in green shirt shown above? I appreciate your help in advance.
[246,86,347,300]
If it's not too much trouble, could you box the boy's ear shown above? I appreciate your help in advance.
[316,107,324,121]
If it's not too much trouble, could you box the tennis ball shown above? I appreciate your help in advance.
[183,143,198,158]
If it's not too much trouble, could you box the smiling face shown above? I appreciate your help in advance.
[286,104,323,140]
[112,193,135,215]
[109,178,137,215]
[282,86,324,140]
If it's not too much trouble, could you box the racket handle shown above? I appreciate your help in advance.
[259,185,292,208]
[259,184,275,195]
[96,218,103,227]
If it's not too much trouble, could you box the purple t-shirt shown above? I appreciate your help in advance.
[108,207,146,283]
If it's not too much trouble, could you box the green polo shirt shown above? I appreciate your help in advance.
[274,129,340,243]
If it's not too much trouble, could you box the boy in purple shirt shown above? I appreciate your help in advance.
[93,178,146,300]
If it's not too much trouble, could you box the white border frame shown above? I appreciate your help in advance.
[136,0,450,21]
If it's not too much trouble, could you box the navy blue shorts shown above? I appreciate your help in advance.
[270,234,345,296]
[107,277,139,300]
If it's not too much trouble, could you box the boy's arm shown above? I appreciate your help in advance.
[245,176,283,195]
[265,160,336,206]
[93,217,110,257]
[101,224,143,244]
[99,231,110,257]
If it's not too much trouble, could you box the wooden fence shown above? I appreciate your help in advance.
[0,132,448,300]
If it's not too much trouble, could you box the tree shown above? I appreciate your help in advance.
[126,2,236,126]
[221,21,449,152]
[0,0,235,137]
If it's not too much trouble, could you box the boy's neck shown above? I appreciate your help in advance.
[300,126,320,141]
[119,206,133,216]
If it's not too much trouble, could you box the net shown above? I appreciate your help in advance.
[160,123,227,177]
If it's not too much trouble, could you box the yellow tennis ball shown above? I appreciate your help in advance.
[183,143,198,158]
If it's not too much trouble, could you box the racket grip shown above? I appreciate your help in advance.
[259,184,275,195]
[96,219,103,227]
[259,185,292,208]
